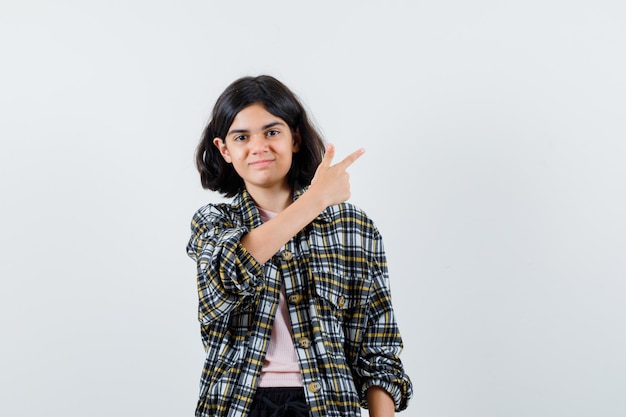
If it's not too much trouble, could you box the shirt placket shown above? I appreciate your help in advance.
[277,235,328,416]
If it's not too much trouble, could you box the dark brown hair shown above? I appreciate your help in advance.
[195,75,325,197]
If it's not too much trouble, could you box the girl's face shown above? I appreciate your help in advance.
[213,103,299,194]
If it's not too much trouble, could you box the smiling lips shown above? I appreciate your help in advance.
[249,159,274,168]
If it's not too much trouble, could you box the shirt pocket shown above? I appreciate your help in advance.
[312,271,372,309]
[201,306,254,384]
[311,271,372,361]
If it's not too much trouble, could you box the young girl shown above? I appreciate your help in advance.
[187,75,413,417]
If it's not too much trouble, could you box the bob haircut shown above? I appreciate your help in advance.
[195,75,326,197]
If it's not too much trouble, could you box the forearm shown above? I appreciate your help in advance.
[241,189,326,264]
[367,386,395,417]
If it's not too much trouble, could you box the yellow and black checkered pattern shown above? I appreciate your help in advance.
[187,188,413,417]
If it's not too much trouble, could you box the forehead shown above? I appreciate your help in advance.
[229,103,285,131]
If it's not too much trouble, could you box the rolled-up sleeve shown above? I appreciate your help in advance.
[355,231,413,412]
[186,205,264,325]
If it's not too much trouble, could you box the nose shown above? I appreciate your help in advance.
[249,133,268,154]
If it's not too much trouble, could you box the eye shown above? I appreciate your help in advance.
[233,135,248,142]
[266,129,280,137]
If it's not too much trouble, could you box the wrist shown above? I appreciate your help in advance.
[302,185,330,213]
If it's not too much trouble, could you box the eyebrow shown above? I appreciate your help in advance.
[227,121,286,137]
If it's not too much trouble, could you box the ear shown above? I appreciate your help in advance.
[292,129,301,153]
[213,137,232,163]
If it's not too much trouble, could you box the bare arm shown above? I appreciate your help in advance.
[367,386,395,417]
[241,144,364,264]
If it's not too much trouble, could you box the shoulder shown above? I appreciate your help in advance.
[193,202,232,217]
[190,200,242,229]
[330,202,375,225]
[190,191,260,232]
[321,202,380,238]
[192,202,231,219]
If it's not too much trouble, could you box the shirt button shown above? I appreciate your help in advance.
[298,337,310,349]
[281,250,293,261]
[288,293,303,305]
[308,381,322,393]
[337,295,346,308]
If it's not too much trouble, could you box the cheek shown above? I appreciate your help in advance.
[230,150,251,168]
[225,146,243,161]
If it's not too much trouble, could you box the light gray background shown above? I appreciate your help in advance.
[1,1,625,416]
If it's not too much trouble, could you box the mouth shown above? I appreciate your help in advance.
[249,159,274,168]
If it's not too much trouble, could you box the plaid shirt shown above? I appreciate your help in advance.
[187,188,413,417]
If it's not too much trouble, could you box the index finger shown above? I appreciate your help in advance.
[337,148,365,169]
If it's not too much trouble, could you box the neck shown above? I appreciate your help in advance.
[246,184,293,213]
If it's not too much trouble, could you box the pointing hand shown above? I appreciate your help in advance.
[310,144,365,207]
